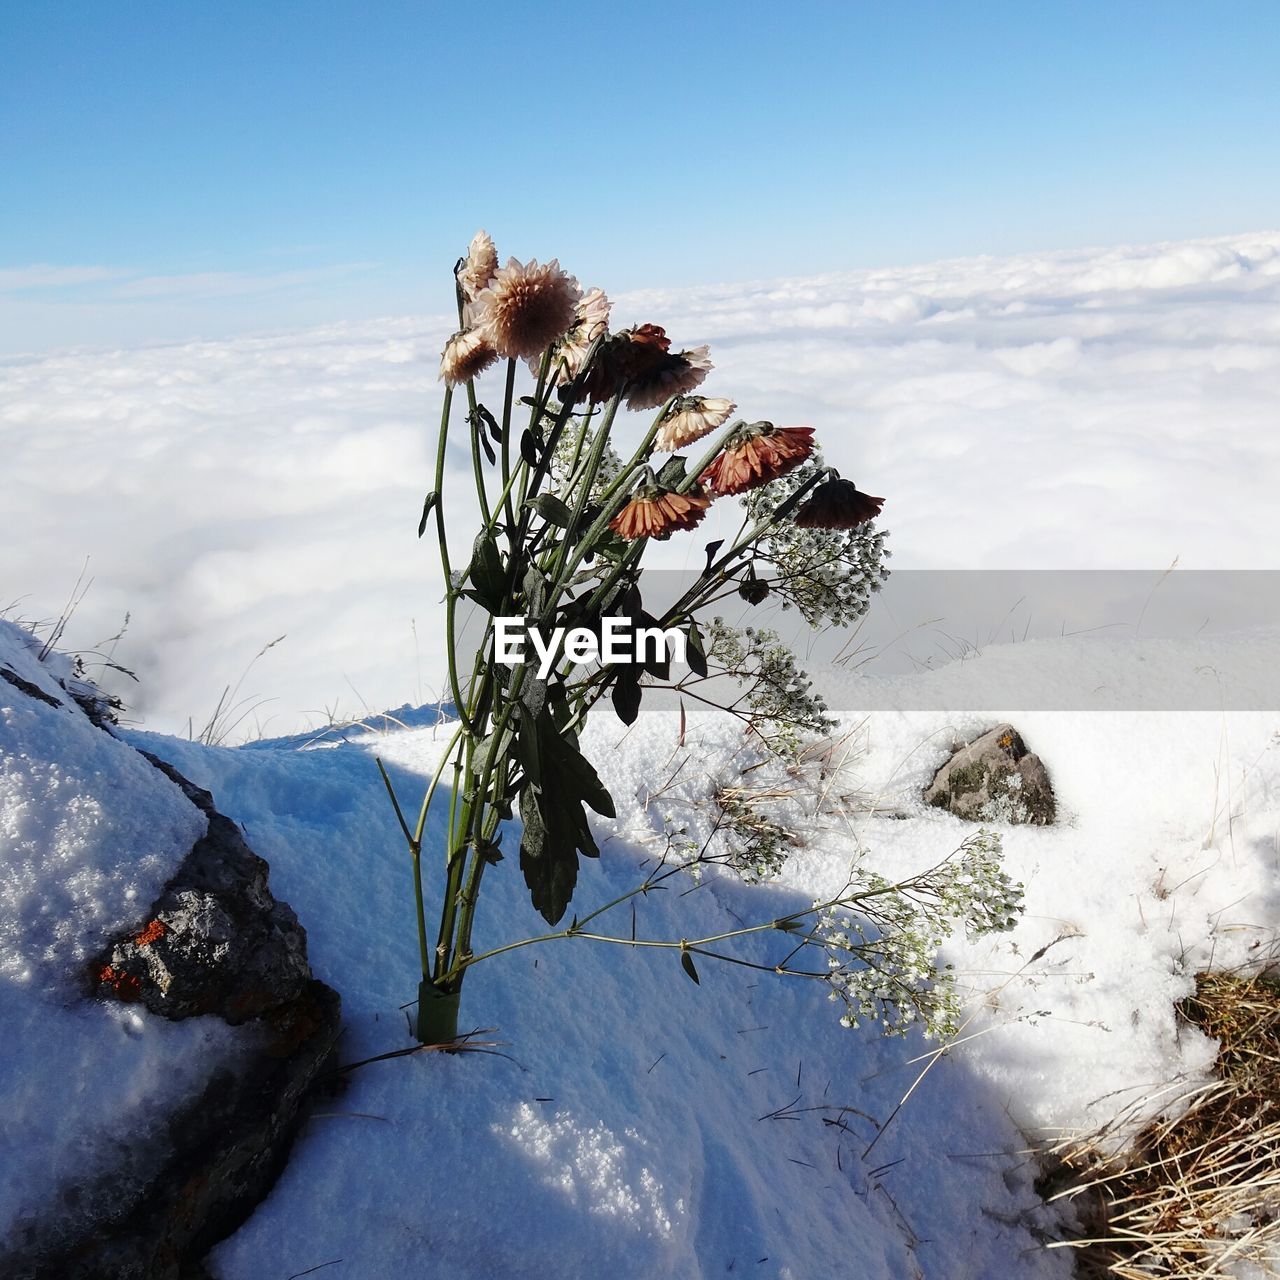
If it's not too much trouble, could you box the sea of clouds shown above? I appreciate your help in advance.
[2,231,1278,736]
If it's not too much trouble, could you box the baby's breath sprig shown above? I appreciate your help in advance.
[812,831,1024,1039]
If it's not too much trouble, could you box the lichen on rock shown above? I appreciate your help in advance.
[924,723,1056,826]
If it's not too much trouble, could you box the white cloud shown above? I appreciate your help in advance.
[0,265,128,291]
[2,232,1278,736]
[109,263,373,300]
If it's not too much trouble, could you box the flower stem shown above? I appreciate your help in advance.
[499,358,518,531]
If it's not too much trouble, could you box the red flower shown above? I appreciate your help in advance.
[793,477,885,529]
[609,486,711,540]
[700,424,815,496]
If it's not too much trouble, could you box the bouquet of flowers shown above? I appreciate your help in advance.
[381,232,1016,1046]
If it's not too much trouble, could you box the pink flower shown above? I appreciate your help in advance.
[473,257,581,362]
[439,328,499,386]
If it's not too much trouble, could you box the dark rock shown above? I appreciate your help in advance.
[0,681,342,1280]
[14,979,341,1280]
[91,752,312,1024]
[924,723,1056,825]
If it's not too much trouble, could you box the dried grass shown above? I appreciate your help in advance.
[1041,967,1280,1278]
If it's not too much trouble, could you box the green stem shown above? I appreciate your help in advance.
[538,397,677,628]
[518,351,553,510]
[376,758,431,978]
[545,391,624,589]
[412,724,465,846]
[433,737,472,983]
[466,380,493,527]
[456,895,842,974]
[432,386,475,732]
[499,358,518,531]
[557,409,594,499]
[659,469,826,627]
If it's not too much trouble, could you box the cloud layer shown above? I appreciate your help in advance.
[2,231,1277,735]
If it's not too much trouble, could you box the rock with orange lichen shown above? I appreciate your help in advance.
[89,753,312,1024]
[0,658,340,1280]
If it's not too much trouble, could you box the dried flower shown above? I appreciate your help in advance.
[793,477,885,529]
[439,328,499,386]
[701,424,815,496]
[625,344,713,411]
[545,286,611,381]
[578,324,671,403]
[575,287,611,342]
[609,485,711,539]
[655,396,737,451]
[457,230,498,302]
[474,257,582,362]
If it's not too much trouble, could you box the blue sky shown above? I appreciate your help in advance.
[3,0,1278,350]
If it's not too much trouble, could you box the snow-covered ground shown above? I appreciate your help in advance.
[2,230,1278,736]
[4,615,1276,1276]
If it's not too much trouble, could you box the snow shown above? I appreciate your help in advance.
[3,230,1279,737]
[2,620,1277,1274]
[125,709,1067,1279]
[85,626,1265,1277]
[0,619,238,1249]
[0,621,205,987]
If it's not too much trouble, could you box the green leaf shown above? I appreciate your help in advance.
[513,710,542,790]
[468,404,502,442]
[518,788,583,924]
[521,841,579,925]
[519,675,547,719]
[523,565,548,616]
[519,790,547,860]
[685,622,708,678]
[417,491,439,538]
[520,428,540,466]
[467,531,507,611]
[637,610,670,679]
[546,684,574,732]
[457,588,497,609]
[471,725,514,776]
[612,674,642,726]
[564,798,600,858]
[526,494,573,527]
[592,529,630,562]
[543,720,616,817]
[654,455,687,488]
[680,951,701,985]
[513,714,617,919]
